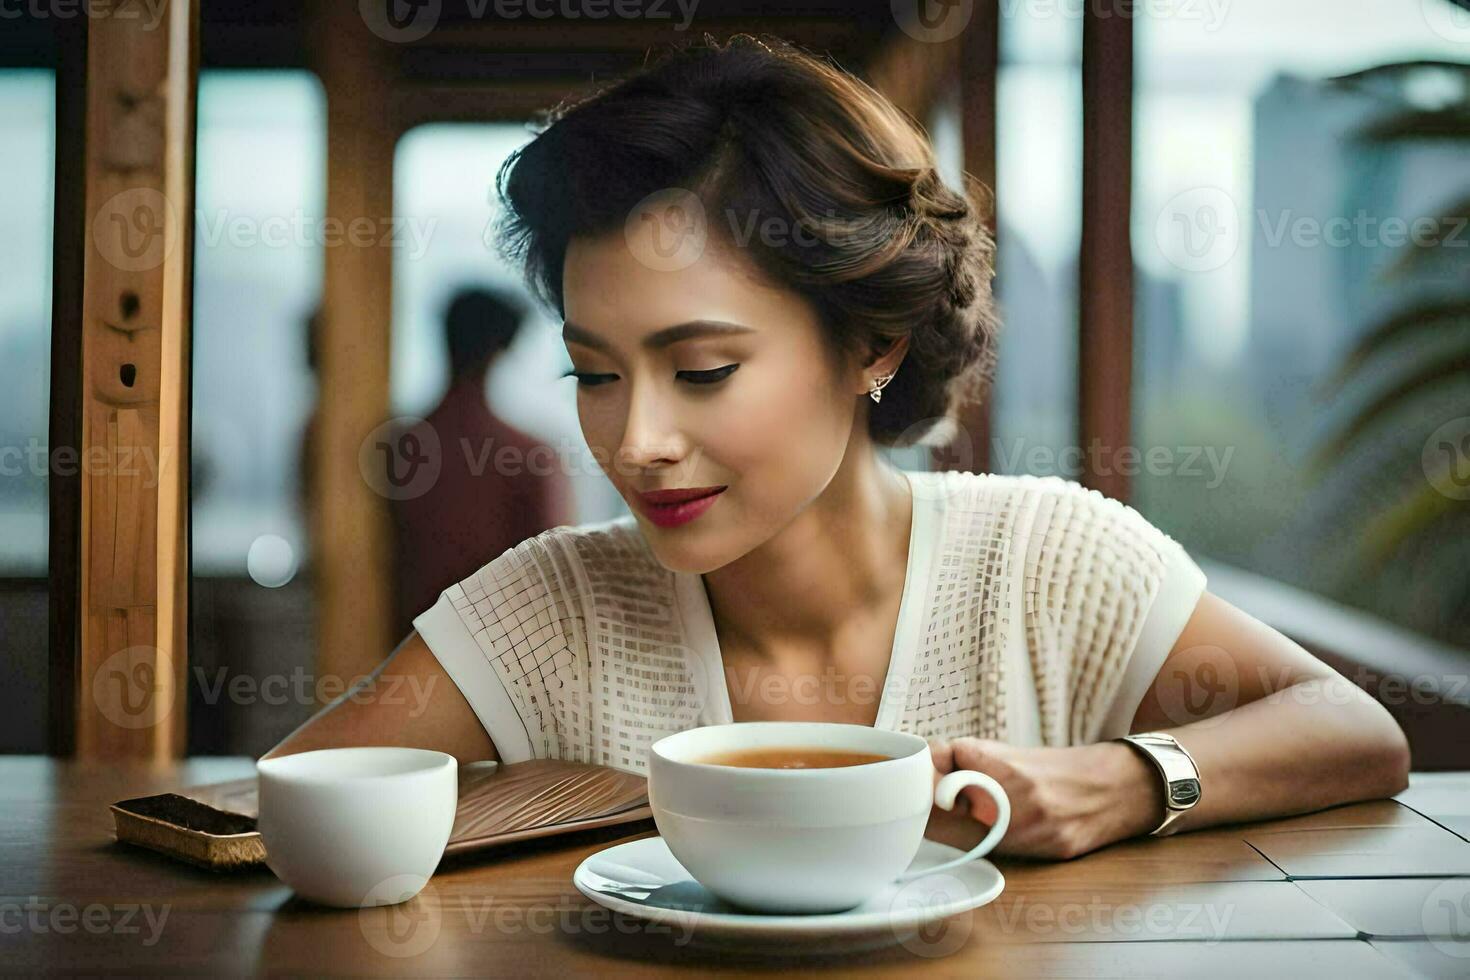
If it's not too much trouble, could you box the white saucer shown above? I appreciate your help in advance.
[573,836,1004,954]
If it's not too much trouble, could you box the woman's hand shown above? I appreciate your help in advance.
[926,736,1164,860]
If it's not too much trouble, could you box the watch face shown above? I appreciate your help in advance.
[1169,779,1201,807]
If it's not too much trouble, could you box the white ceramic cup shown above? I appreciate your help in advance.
[648,722,1010,914]
[255,747,457,908]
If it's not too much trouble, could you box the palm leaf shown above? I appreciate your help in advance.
[1358,478,1466,569]
[1307,351,1470,476]
[1327,60,1470,87]
[1352,107,1470,143]
[1313,300,1470,399]
[1383,193,1470,280]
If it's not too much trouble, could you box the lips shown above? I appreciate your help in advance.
[635,486,727,529]
[638,486,727,506]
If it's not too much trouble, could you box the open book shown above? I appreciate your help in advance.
[110,759,651,872]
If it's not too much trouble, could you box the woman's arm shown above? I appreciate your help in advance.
[259,631,499,764]
[928,590,1411,859]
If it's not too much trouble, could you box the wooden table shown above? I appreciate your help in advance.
[5,757,1470,977]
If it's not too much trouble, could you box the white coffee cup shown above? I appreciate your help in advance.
[256,747,457,908]
[647,722,1010,914]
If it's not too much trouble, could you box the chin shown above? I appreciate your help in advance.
[640,524,728,576]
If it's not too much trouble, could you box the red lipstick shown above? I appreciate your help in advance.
[635,486,727,528]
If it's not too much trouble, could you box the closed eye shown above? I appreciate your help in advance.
[678,364,739,385]
[561,365,740,387]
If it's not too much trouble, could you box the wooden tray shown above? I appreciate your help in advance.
[110,759,652,872]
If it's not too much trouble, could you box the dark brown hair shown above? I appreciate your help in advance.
[492,33,1000,448]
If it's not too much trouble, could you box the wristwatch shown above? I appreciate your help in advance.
[1116,733,1201,837]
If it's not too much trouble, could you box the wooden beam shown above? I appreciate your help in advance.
[411,17,868,56]
[1078,1,1134,501]
[307,1,397,688]
[391,81,604,128]
[946,1,1000,475]
[48,14,88,757]
[75,0,198,760]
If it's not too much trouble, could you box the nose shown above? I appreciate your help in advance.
[617,377,688,472]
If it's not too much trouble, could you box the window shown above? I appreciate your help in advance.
[1134,0,1470,643]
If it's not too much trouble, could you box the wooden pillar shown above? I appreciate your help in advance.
[948,0,999,475]
[74,0,198,760]
[48,14,88,757]
[308,2,397,687]
[1078,1,1135,501]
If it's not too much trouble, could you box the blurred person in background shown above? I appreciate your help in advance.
[388,287,571,636]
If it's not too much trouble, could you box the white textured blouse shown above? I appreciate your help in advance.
[414,470,1207,776]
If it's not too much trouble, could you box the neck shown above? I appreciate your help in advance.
[700,443,914,658]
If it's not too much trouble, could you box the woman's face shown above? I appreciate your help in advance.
[562,222,864,574]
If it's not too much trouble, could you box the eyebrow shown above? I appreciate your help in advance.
[561,319,756,353]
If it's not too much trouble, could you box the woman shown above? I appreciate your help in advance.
[264,35,1409,859]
